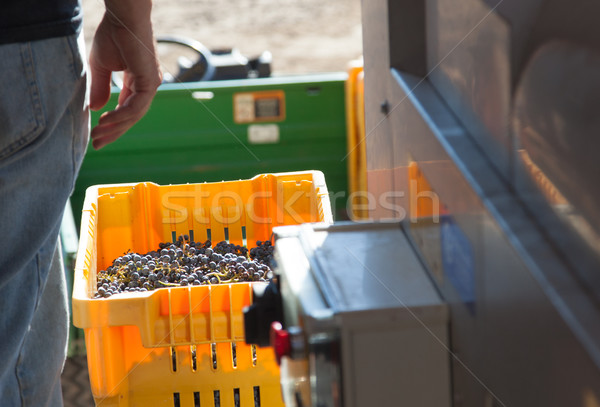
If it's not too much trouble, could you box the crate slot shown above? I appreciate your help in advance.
[171,347,177,372]
[241,226,247,247]
[194,391,201,407]
[253,386,261,407]
[207,228,212,242]
[251,345,257,366]
[224,227,230,243]
[173,392,180,407]
[211,343,217,370]
[233,388,240,407]
[188,287,196,344]
[213,390,220,407]
[189,229,195,243]
[191,345,197,372]
[231,342,237,368]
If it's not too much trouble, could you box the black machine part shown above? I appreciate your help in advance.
[157,35,272,83]
[243,277,284,347]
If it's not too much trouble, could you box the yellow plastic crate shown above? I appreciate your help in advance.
[344,59,368,220]
[73,171,332,406]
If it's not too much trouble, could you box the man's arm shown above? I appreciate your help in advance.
[88,0,162,150]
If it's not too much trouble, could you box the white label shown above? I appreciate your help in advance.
[234,94,255,122]
[191,91,214,100]
[248,124,280,144]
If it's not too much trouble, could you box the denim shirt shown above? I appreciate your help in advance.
[0,0,82,44]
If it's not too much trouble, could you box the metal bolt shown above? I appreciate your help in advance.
[380,100,390,114]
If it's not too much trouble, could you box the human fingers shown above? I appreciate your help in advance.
[89,53,113,111]
[91,107,140,150]
[91,125,126,150]
[90,87,155,149]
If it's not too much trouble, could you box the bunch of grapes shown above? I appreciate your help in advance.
[94,236,274,298]
[249,240,274,265]
[213,240,249,257]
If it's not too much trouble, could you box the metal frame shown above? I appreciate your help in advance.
[362,0,600,405]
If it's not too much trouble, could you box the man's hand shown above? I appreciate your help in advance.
[89,1,161,150]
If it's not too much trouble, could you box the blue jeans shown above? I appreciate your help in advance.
[0,33,89,406]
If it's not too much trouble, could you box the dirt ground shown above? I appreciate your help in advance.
[81,0,363,75]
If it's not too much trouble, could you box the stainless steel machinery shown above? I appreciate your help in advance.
[273,222,450,407]
[246,1,600,405]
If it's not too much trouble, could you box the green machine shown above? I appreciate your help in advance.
[71,73,349,226]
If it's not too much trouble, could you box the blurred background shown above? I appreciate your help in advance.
[81,0,363,75]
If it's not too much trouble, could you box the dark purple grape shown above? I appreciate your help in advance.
[94,237,274,298]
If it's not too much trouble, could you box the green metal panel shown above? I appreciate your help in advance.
[71,73,349,227]
[60,201,86,356]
